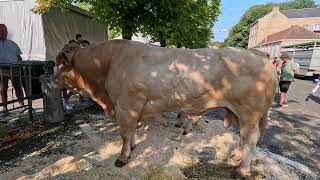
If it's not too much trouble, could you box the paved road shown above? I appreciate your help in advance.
[261,78,320,177]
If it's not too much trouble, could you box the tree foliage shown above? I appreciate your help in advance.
[224,0,318,48]
[33,0,221,48]
[140,0,221,48]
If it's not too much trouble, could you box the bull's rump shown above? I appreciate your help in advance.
[107,40,276,114]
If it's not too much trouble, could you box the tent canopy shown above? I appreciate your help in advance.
[0,0,106,61]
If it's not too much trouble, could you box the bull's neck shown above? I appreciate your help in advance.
[72,47,115,117]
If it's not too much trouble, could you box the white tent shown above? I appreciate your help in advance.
[0,0,106,61]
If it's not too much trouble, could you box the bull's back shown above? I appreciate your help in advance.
[146,47,272,112]
[137,47,274,95]
[107,41,276,113]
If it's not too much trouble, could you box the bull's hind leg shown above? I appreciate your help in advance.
[130,126,137,151]
[114,95,146,168]
[236,114,260,177]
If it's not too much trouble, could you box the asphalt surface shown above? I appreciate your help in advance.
[262,78,320,177]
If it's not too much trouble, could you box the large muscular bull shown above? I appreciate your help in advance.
[54,40,277,177]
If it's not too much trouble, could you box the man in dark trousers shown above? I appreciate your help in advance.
[0,24,24,116]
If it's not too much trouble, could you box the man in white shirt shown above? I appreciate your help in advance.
[0,24,24,115]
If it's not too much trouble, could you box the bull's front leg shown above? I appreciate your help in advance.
[114,94,146,168]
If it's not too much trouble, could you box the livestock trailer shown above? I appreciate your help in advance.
[281,41,320,77]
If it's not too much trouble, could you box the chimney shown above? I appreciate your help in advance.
[272,6,280,12]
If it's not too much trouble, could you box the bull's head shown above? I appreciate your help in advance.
[53,41,81,90]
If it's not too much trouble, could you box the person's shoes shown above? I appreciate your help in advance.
[282,103,288,107]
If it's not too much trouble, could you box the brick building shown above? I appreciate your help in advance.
[255,25,320,57]
[248,7,320,49]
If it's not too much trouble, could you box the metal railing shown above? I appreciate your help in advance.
[0,61,55,122]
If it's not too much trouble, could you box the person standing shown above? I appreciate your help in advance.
[0,24,24,115]
[276,53,299,109]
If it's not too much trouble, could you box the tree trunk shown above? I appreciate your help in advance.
[160,39,166,47]
[122,26,133,40]
[177,42,182,48]
[159,32,166,47]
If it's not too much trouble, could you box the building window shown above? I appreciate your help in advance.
[303,24,312,29]
[315,24,320,31]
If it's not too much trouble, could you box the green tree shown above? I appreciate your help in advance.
[210,41,226,48]
[33,0,221,48]
[141,0,220,48]
[224,0,318,48]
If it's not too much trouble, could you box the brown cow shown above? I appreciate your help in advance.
[54,40,277,177]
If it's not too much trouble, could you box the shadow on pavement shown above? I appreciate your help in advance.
[305,94,320,104]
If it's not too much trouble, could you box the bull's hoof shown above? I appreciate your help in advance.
[182,131,189,135]
[175,123,182,128]
[114,159,128,168]
[235,167,251,179]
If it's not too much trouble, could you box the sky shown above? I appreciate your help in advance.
[212,0,320,42]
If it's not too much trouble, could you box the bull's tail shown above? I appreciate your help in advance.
[259,110,269,136]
